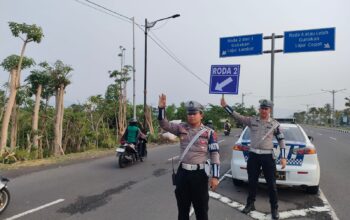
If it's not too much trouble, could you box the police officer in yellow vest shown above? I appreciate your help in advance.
[221,97,286,220]
[158,94,220,220]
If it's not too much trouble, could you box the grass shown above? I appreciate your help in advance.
[0,142,164,172]
[0,148,115,171]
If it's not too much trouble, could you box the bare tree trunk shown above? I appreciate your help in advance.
[145,106,154,135]
[59,86,65,155]
[32,84,42,148]
[118,94,123,136]
[77,137,82,152]
[26,133,32,153]
[10,103,18,150]
[114,106,118,141]
[62,120,70,152]
[38,98,49,159]
[0,69,18,153]
[53,88,62,156]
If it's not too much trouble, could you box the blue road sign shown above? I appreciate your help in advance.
[209,65,240,94]
[284,27,335,53]
[220,34,263,57]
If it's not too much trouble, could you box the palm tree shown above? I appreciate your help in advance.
[308,107,318,125]
[345,97,350,108]
[0,22,43,153]
[324,103,332,125]
[25,62,51,154]
[45,60,73,156]
[108,66,131,136]
[0,55,35,153]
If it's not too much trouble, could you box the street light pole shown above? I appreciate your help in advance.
[143,14,180,132]
[143,18,148,132]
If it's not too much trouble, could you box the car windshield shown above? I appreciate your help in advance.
[242,125,306,142]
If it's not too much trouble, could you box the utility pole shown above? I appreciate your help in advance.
[263,33,283,117]
[241,92,252,107]
[322,89,346,127]
[132,17,136,120]
[143,14,180,132]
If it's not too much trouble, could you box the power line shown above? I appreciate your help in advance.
[73,0,132,24]
[74,0,209,86]
[148,31,208,86]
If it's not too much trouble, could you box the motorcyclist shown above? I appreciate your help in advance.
[224,120,231,132]
[121,119,146,158]
[206,120,215,130]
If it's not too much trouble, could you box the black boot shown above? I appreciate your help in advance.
[241,203,255,214]
[271,208,279,220]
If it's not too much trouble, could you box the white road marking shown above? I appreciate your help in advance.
[329,137,337,141]
[5,199,65,220]
[189,206,194,216]
[167,155,179,161]
[317,133,323,136]
[319,189,340,220]
[219,169,232,183]
[218,140,225,144]
[209,170,340,219]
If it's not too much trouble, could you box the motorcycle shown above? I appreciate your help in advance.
[224,128,231,136]
[0,176,10,214]
[116,137,147,168]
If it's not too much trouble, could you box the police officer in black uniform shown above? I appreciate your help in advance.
[221,97,286,220]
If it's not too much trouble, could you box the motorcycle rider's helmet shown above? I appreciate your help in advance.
[129,118,138,126]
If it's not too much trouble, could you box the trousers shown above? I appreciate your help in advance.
[175,167,209,220]
[246,152,278,209]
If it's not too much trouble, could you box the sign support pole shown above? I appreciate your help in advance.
[263,33,283,117]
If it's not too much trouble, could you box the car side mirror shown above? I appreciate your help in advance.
[308,136,314,142]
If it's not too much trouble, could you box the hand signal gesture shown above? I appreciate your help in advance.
[158,93,167,108]
[220,95,227,107]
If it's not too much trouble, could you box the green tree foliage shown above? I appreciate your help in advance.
[8,22,43,43]
[1,55,35,72]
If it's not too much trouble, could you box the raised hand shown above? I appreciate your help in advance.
[158,93,167,108]
[220,96,227,107]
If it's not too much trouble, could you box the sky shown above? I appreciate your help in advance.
[1,0,349,117]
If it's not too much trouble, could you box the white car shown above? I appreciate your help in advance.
[230,122,320,194]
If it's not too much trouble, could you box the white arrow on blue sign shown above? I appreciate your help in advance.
[284,27,335,53]
[209,65,240,94]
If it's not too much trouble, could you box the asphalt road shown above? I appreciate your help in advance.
[0,127,348,220]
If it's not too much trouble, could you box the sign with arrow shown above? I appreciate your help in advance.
[209,65,240,94]
[284,27,335,53]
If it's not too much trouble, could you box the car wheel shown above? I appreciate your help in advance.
[232,178,244,186]
[306,185,319,194]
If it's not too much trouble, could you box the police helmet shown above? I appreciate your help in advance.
[207,120,213,124]
[259,99,273,108]
[185,100,204,114]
